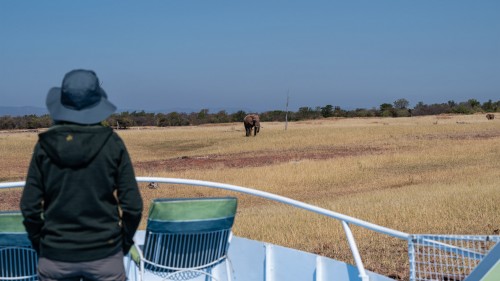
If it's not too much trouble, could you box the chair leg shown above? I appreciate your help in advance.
[226,259,234,281]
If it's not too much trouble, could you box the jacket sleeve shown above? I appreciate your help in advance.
[116,139,143,254]
[20,144,45,253]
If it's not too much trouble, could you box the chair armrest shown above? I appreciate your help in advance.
[129,244,144,266]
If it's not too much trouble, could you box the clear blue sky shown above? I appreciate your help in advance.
[1,1,499,113]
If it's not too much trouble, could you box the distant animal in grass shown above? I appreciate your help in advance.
[486,113,495,120]
[147,182,159,189]
[243,114,261,137]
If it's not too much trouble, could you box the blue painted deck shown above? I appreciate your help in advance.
[125,230,394,281]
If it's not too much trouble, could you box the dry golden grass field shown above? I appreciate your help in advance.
[1,114,499,279]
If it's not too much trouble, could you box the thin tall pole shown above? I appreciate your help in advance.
[285,90,289,131]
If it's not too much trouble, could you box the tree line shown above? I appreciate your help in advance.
[0,98,498,130]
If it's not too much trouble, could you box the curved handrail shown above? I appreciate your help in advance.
[138,177,411,240]
[0,181,25,189]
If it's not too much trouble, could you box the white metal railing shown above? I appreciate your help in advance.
[1,177,499,281]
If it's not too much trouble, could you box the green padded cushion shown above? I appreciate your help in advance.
[0,211,31,246]
[0,211,25,232]
[147,197,237,233]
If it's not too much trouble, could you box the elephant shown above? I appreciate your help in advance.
[244,114,260,137]
[486,113,495,120]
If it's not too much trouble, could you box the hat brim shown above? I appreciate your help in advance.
[46,87,117,124]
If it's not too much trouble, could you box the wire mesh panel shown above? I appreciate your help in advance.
[409,235,500,281]
[0,247,38,281]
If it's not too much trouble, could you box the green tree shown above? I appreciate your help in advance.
[393,98,409,109]
[321,105,333,118]
[231,110,247,122]
[213,110,230,123]
[115,116,133,129]
[260,110,288,121]
[165,112,187,126]
[130,110,156,126]
[394,109,411,117]
[452,103,473,114]
[379,103,394,117]
[467,99,481,108]
[380,103,393,111]
[333,106,347,117]
[197,109,209,121]
[347,108,376,117]
[482,100,494,112]
[0,116,16,130]
[296,107,321,120]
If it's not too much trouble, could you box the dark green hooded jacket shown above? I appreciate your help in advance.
[20,125,143,262]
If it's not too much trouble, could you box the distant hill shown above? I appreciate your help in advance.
[0,106,48,116]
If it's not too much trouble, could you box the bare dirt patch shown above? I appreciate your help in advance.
[134,145,385,172]
[1,145,384,219]
[2,145,385,211]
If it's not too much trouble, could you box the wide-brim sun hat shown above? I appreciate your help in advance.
[46,69,116,124]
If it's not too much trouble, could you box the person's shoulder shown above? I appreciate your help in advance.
[109,129,126,146]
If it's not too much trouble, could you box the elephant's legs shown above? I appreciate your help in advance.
[245,127,251,136]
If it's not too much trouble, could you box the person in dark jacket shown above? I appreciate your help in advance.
[20,69,143,281]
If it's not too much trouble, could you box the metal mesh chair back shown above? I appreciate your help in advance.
[143,229,231,274]
[142,197,237,277]
[0,211,38,281]
[0,247,38,280]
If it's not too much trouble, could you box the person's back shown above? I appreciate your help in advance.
[20,69,143,281]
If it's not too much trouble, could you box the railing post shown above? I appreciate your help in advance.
[408,236,416,281]
[342,221,369,281]
[265,243,274,281]
[315,256,325,281]
[264,243,275,281]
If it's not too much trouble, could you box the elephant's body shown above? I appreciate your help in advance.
[244,114,260,136]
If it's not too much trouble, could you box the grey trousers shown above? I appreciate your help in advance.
[37,250,126,281]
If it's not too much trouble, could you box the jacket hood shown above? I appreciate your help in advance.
[38,125,113,168]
